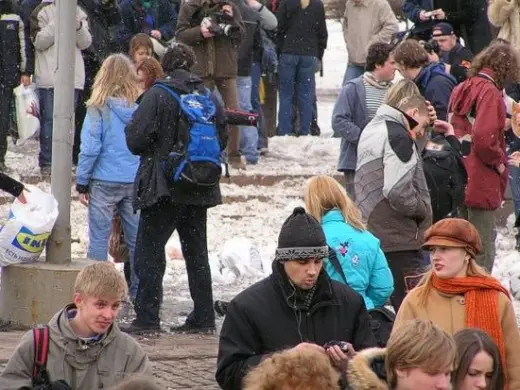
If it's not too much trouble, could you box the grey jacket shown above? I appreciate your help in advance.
[0,305,153,390]
[332,76,368,171]
[355,104,432,253]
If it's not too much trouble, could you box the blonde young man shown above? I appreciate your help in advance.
[0,263,153,390]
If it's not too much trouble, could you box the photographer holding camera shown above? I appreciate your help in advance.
[216,207,377,390]
[402,0,479,43]
[176,0,246,169]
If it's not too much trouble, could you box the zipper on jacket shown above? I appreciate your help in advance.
[415,228,419,240]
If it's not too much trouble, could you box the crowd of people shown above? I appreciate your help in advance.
[0,0,518,389]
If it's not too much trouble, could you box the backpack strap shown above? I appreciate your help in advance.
[32,325,51,386]
[154,83,182,103]
[327,246,349,287]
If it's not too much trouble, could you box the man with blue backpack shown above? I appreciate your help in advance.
[123,42,227,334]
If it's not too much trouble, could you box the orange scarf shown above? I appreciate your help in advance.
[431,274,510,376]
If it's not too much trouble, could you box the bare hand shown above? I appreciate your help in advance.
[326,343,355,370]
[509,151,520,167]
[419,10,431,21]
[425,100,437,124]
[201,25,215,38]
[498,163,506,174]
[432,8,446,19]
[150,30,162,40]
[433,119,455,136]
[79,193,89,206]
[20,75,31,87]
[17,191,27,204]
[222,4,234,16]
[292,342,326,355]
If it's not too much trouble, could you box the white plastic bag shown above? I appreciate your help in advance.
[0,185,58,266]
[220,237,264,279]
[14,84,40,144]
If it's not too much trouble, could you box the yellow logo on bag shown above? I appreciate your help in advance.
[11,227,50,253]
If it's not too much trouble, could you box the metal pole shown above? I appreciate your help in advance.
[46,0,77,264]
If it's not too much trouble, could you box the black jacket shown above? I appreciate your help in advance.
[275,0,327,60]
[232,0,262,77]
[441,43,473,84]
[215,261,377,390]
[125,69,227,211]
[78,0,122,64]
[0,1,32,86]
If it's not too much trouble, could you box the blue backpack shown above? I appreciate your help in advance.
[154,83,223,188]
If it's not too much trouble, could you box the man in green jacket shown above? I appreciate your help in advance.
[0,263,153,390]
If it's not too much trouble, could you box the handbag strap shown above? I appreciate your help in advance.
[327,246,349,286]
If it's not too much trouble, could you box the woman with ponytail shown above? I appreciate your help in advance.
[393,218,520,388]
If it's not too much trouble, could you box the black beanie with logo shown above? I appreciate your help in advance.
[275,207,328,262]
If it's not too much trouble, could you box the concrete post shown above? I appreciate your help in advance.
[46,0,77,264]
[0,1,99,328]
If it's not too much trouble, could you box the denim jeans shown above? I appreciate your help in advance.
[88,180,140,299]
[236,76,259,164]
[510,165,520,244]
[342,64,365,86]
[251,62,266,149]
[39,88,79,168]
[278,54,317,136]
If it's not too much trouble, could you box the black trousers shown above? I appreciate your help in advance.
[384,250,424,313]
[0,85,14,163]
[133,200,215,327]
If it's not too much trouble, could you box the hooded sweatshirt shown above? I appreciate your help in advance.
[77,97,139,186]
[448,68,507,210]
[414,62,456,121]
[0,305,152,390]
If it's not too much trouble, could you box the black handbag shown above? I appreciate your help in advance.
[327,247,395,348]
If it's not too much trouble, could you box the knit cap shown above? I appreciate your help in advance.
[275,207,328,261]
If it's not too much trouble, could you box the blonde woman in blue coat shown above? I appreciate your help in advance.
[304,175,394,310]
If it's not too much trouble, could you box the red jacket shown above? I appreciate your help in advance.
[449,68,507,210]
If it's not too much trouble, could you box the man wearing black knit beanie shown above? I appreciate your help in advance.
[216,207,377,390]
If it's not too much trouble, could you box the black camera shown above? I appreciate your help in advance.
[224,109,258,127]
[323,340,350,353]
[421,39,440,55]
[207,11,239,37]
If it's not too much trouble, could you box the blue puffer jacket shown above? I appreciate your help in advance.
[322,209,394,310]
[77,98,139,186]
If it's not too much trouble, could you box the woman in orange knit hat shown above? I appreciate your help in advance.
[393,218,520,389]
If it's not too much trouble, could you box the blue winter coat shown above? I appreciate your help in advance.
[77,98,139,186]
[322,209,394,310]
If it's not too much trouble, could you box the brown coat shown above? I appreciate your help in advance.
[175,0,245,79]
[394,286,520,389]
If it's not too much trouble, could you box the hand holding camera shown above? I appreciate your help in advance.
[419,9,445,21]
[323,341,356,370]
[201,18,216,38]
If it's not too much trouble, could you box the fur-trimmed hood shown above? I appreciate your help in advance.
[346,348,389,390]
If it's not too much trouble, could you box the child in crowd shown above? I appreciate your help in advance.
[76,54,141,302]
[129,33,154,66]
[0,263,152,389]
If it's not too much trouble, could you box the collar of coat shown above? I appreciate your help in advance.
[346,348,388,390]
[271,260,338,312]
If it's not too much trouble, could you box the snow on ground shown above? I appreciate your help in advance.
[1,20,520,326]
